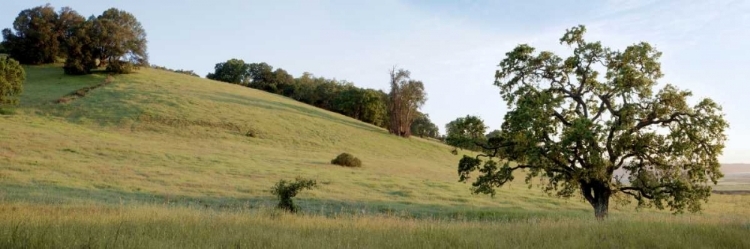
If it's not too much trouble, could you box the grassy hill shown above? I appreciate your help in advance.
[1,65,600,217]
[1,65,749,248]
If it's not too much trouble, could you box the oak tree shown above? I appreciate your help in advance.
[92,8,148,73]
[457,25,728,219]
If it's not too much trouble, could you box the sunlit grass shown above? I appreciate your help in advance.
[1,65,749,248]
[1,203,748,249]
[1,65,596,212]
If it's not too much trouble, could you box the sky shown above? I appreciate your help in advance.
[2,0,749,163]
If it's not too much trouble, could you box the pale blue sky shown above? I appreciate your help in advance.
[3,1,749,163]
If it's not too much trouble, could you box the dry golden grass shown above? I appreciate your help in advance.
[1,65,596,214]
[1,65,749,248]
[1,203,748,249]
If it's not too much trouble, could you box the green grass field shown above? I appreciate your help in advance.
[1,65,749,248]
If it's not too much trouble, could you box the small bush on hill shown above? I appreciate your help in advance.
[270,177,317,213]
[0,57,25,106]
[331,153,362,167]
[0,108,16,115]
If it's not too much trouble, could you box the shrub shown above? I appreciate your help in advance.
[106,60,136,74]
[0,108,16,115]
[270,177,317,213]
[331,153,362,167]
[0,57,25,106]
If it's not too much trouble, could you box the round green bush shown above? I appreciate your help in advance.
[0,57,25,106]
[331,153,362,167]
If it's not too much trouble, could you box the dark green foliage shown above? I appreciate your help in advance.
[270,177,317,213]
[94,8,148,73]
[251,67,294,94]
[2,4,60,64]
[206,59,251,84]
[56,7,85,57]
[0,107,16,115]
[411,112,440,139]
[331,153,362,167]
[445,115,487,151]
[205,60,392,129]
[486,129,502,140]
[334,86,388,127]
[62,15,96,75]
[458,25,728,219]
[58,7,148,75]
[312,79,345,110]
[0,57,25,106]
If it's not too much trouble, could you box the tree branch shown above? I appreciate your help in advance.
[553,111,572,126]
[629,112,695,133]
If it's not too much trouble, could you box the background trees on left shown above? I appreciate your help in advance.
[1,4,148,74]
[2,4,61,65]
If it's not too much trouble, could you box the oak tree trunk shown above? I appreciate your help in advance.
[581,181,611,220]
[593,190,610,220]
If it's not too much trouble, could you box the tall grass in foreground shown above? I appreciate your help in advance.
[1,203,748,248]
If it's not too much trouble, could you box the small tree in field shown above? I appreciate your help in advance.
[0,57,25,106]
[458,25,728,219]
[271,177,317,213]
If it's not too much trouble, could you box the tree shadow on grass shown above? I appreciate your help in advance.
[0,183,590,222]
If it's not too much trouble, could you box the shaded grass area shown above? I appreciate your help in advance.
[0,183,591,222]
[0,203,748,249]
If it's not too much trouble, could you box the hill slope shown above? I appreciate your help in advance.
[0,65,598,217]
[2,65,747,219]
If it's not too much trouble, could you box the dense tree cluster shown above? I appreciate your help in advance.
[1,4,148,74]
[1,4,61,65]
[207,59,440,134]
[410,112,440,139]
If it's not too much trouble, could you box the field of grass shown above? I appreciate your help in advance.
[2,203,749,249]
[1,65,749,247]
[1,65,596,214]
